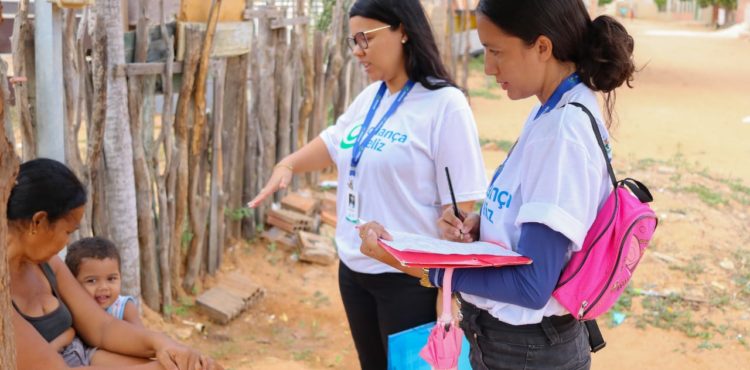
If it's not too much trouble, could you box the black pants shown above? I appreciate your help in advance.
[338,262,437,370]
[459,298,591,370]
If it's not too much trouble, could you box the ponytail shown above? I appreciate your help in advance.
[578,15,635,127]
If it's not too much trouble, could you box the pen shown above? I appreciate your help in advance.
[445,167,465,237]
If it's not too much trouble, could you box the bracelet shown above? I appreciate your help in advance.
[419,268,434,288]
[274,163,294,172]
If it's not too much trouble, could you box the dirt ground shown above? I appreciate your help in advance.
[146,19,750,369]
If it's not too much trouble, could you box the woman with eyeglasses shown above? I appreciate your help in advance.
[248,0,486,368]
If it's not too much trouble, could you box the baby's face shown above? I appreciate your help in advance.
[75,257,121,310]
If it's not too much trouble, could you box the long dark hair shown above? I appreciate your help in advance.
[349,0,456,90]
[7,158,87,223]
[477,0,635,127]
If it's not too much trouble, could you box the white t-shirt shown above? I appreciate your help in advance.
[321,81,487,274]
[461,83,612,325]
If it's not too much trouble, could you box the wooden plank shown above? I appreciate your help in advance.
[243,8,283,20]
[270,16,310,30]
[281,192,318,215]
[176,21,252,60]
[179,0,247,22]
[113,62,184,77]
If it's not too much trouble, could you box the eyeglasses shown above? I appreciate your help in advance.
[346,25,392,51]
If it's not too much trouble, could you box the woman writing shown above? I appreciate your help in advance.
[248,1,487,368]
[9,158,222,370]
[359,0,636,369]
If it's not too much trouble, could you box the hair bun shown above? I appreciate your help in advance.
[579,15,635,93]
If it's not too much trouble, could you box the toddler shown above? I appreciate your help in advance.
[65,237,142,326]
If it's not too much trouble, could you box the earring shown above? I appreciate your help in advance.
[401,39,407,44]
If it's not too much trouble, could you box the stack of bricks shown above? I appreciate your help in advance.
[261,190,338,265]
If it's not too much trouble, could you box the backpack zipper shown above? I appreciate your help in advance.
[582,214,656,318]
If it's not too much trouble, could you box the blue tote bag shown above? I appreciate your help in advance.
[387,322,471,370]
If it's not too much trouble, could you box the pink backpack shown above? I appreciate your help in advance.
[552,103,658,323]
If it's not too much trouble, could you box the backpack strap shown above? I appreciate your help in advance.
[621,178,654,203]
[585,320,607,352]
[568,102,617,189]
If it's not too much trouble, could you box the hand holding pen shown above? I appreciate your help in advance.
[439,167,480,242]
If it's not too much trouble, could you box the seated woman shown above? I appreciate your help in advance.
[8,158,222,370]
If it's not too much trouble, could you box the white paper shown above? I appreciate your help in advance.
[384,230,521,257]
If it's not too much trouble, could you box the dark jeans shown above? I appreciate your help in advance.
[338,262,437,370]
[459,298,591,370]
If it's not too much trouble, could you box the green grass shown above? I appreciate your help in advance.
[225,206,254,221]
[669,255,706,279]
[683,184,727,207]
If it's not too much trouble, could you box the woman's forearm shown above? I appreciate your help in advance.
[277,137,334,173]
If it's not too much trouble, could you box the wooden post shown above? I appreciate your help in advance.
[89,11,111,243]
[297,0,314,180]
[306,30,325,187]
[0,76,20,370]
[35,0,66,162]
[256,5,278,216]
[274,14,293,200]
[97,0,142,298]
[128,0,161,310]
[184,0,222,292]
[157,0,176,315]
[171,27,202,300]
[208,59,226,274]
[10,0,36,161]
[243,11,261,239]
[224,55,249,241]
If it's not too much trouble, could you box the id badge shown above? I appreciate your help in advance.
[345,178,360,224]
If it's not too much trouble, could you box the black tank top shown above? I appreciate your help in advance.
[12,263,74,342]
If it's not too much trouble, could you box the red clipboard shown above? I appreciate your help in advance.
[379,241,532,269]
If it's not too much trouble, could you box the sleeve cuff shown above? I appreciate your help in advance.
[516,202,587,250]
[429,268,445,288]
[319,129,338,162]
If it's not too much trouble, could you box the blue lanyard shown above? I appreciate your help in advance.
[349,80,415,177]
[533,73,581,120]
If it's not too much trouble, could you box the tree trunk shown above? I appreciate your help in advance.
[89,11,111,241]
[157,0,176,315]
[306,31,325,187]
[257,6,278,210]
[171,27,202,300]
[96,0,141,298]
[243,26,260,241]
[184,0,222,292]
[128,0,160,310]
[296,0,312,147]
[222,55,248,242]
[208,59,226,274]
[275,29,292,200]
[0,58,20,370]
[11,0,36,161]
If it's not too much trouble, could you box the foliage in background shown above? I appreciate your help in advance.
[698,0,738,10]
